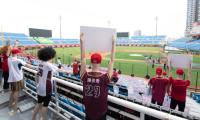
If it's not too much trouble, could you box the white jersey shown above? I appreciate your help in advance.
[8,57,26,83]
[37,61,58,96]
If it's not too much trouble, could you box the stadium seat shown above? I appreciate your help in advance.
[118,86,128,96]
[108,84,114,92]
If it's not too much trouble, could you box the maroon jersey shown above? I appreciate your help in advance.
[81,71,110,120]
[169,77,190,102]
[149,77,169,104]
[2,54,9,72]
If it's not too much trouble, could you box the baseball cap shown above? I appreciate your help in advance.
[163,71,167,76]
[176,68,184,75]
[156,67,162,75]
[91,53,102,64]
[11,48,21,54]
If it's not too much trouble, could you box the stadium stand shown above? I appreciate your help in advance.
[50,38,79,44]
[116,35,166,45]
[168,38,200,51]
[0,32,38,45]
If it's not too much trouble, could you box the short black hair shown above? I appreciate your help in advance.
[38,47,56,61]
[118,70,122,74]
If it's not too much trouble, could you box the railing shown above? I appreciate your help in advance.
[22,66,193,120]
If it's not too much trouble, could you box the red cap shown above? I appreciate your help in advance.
[156,67,162,75]
[11,48,21,54]
[176,68,184,75]
[91,53,102,64]
[163,71,167,76]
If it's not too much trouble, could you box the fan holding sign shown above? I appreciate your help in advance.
[80,26,116,120]
[167,54,192,112]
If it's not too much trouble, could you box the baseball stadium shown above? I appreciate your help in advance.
[0,0,200,120]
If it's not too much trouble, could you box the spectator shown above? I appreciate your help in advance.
[2,40,11,90]
[148,67,169,106]
[168,64,191,112]
[118,70,122,74]
[32,47,67,120]
[145,74,150,79]
[152,59,155,68]
[0,54,2,86]
[8,48,33,115]
[78,60,81,75]
[163,63,166,71]
[80,33,115,120]
[131,73,134,77]
[13,40,20,48]
[162,71,167,78]
[72,59,79,76]
[57,57,62,66]
[112,68,119,84]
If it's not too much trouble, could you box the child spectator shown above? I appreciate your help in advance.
[8,48,32,115]
[148,67,169,106]
[80,33,115,120]
[32,47,67,120]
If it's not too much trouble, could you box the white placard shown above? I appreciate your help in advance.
[168,54,193,69]
[80,26,116,52]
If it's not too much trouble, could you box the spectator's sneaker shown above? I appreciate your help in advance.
[8,109,20,116]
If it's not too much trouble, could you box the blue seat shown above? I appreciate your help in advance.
[119,86,128,96]
[108,84,114,92]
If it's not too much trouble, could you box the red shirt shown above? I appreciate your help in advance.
[112,71,118,78]
[169,77,190,102]
[149,77,169,103]
[2,54,9,72]
[73,63,79,75]
[81,71,110,120]
[0,54,2,69]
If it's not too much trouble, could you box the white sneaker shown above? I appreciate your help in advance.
[8,109,20,116]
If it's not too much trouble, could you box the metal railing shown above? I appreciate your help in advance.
[22,66,192,120]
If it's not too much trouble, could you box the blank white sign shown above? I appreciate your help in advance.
[168,54,193,69]
[80,26,116,52]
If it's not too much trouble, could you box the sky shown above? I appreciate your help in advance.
[0,0,187,38]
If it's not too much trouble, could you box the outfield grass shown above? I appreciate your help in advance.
[26,46,200,86]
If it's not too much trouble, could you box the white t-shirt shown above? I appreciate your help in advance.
[8,57,27,82]
[57,59,61,65]
[37,61,58,96]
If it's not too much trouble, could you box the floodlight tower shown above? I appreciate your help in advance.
[155,16,158,37]
[59,15,62,39]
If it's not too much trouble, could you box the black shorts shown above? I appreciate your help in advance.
[86,113,106,120]
[151,98,163,106]
[38,95,51,107]
[170,98,186,112]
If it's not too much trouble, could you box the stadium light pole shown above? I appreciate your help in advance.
[59,15,62,39]
[155,16,158,37]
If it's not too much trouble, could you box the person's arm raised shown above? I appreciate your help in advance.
[108,36,116,79]
[80,33,86,76]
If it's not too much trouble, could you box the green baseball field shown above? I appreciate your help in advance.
[27,46,200,87]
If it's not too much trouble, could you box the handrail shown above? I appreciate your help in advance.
[22,66,188,120]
